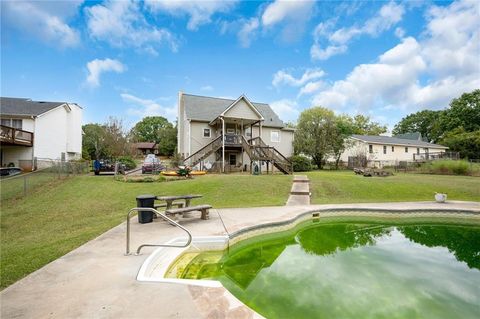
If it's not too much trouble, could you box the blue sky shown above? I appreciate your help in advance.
[1,0,479,131]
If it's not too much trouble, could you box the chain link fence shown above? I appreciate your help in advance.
[0,159,89,201]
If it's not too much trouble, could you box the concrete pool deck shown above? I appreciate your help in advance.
[1,201,479,319]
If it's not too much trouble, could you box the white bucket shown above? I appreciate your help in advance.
[435,193,447,203]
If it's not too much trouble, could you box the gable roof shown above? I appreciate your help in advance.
[134,142,157,149]
[220,95,264,120]
[0,97,67,117]
[182,93,285,128]
[393,132,427,142]
[351,134,448,149]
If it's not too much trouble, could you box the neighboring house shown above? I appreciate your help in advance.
[177,92,294,174]
[340,134,449,168]
[133,142,158,156]
[0,97,83,171]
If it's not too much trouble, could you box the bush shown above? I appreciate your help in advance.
[421,160,470,176]
[117,156,136,170]
[290,155,312,172]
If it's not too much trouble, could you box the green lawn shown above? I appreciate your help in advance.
[306,170,480,204]
[2,171,479,289]
[0,174,292,289]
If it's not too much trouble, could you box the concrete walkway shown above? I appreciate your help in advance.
[286,175,310,206]
[1,201,479,319]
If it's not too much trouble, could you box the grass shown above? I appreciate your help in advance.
[305,170,480,204]
[0,174,291,289]
[418,160,480,176]
[2,170,479,289]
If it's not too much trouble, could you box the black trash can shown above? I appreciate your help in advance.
[136,194,156,224]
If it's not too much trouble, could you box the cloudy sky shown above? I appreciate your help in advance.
[1,0,479,130]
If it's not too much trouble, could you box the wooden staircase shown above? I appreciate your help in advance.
[184,135,292,174]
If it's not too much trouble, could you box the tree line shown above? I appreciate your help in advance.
[82,116,177,160]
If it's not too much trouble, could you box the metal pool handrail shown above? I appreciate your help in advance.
[125,207,192,255]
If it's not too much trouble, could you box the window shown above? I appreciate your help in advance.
[12,119,22,129]
[383,146,387,154]
[424,148,429,153]
[0,118,22,129]
[203,128,211,138]
[405,147,408,153]
[270,130,280,142]
[417,148,420,155]
[245,127,251,137]
[226,128,235,134]
[369,145,373,153]
[391,146,395,152]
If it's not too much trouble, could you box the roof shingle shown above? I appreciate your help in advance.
[182,93,285,128]
[0,97,67,116]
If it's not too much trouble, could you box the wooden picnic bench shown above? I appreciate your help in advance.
[155,194,202,210]
[165,204,212,221]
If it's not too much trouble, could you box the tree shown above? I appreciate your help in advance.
[441,128,480,159]
[436,89,480,139]
[392,110,442,142]
[350,115,387,136]
[82,117,131,160]
[82,124,108,160]
[130,116,177,156]
[294,107,337,169]
[330,115,354,169]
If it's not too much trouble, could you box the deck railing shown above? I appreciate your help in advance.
[413,151,460,161]
[0,125,34,146]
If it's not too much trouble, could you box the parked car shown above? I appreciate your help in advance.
[142,156,164,174]
[0,167,22,178]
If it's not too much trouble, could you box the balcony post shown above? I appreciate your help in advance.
[221,117,225,173]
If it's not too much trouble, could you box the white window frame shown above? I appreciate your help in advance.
[270,130,280,143]
[203,128,211,138]
[226,128,235,134]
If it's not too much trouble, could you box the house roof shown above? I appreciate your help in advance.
[0,97,69,117]
[393,132,427,142]
[182,93,285,128]
[134,142,157,149]
[351,134,448,149]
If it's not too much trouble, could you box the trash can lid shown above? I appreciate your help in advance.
[136,194,156,199]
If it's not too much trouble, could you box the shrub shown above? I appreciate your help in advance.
[290,155,312,172]
[422,160,470,176]
[117,156,136,170]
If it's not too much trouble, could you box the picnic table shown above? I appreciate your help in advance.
[155,195,203,219]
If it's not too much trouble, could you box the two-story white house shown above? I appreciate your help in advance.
[178,92,294,174]
[340,134,449,168]
[0,97,83,171]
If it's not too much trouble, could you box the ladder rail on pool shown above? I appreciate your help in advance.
[125,207,192,255]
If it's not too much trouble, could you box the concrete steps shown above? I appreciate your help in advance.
[286,175,310,206]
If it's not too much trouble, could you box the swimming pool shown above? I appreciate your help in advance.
[166,215,480,318]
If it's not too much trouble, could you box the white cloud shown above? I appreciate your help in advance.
[1,0,81,47]
[238,17,260,48]
[261,0,315,43]
[262,0,314,27]
[269,99,300,123]
[85,0,178,54]
[145,0,237,31]
[273,68,326,88]
[311,1,405,60]
[122,93,177,122]
[86,59,126,87]
[299,81,324,96]
[311,0,480,115]
[200,85,214,92]
[394,27,405,38]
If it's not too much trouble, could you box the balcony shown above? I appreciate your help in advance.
[0,125,34,147]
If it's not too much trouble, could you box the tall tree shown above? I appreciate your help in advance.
[392,110,442,142]
[350,115,387,135]
[82,118,131,159]
[437,89,480,138]
[82,124,108,160]
[294,107,337,169]
[130,116,177,156]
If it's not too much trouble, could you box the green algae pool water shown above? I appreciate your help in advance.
[170,220,480,319]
